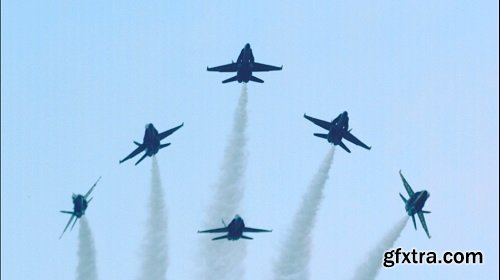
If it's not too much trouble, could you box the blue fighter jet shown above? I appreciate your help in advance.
[399,170,432,239]
[59,176,101,239]
[120,123,183,165]
[198,215,272,241]
[304,111,371,153]
[207,43,282,83]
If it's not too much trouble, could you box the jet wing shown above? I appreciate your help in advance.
[304,114,331,130]
[399,170,415,196]
[417,211,431,238]
[159,123,184,140]
[84,176,101,199]
[120,145,146,164]
[252,62,282,72]
[207,63,238,72]
[198,227,228,233]
[243,227,272,233]
[59,214,76,239]
[342,130,371,150]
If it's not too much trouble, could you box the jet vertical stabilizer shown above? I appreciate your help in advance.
[399,193,407,203]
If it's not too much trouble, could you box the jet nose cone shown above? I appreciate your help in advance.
[235,214,241,219]
[343,111,348,116]
[146,123,153,129]
[245,43,250,49]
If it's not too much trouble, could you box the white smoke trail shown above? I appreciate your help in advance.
[351,216,409,280]
[77,217,98,280]
[274,148,335,280]
[198,84,248,280]
[138,156,168,280]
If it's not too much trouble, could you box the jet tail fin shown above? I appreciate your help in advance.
[135,153,148,165]
[338,141,351,153]
[241,235,253,240]
[159,143,171,150]
[70,217,79,231]
[222,75,239,83]
[399,193,407,204]
[249,75,264,83]
[313,133,328,139]
[212,235,228,241]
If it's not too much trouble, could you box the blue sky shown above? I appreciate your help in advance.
[2,1,498,279]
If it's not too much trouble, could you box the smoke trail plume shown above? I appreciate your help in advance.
[198,84,248,280]
[138,156,168,280]
[77,217,98,280]
[274,148,335,280]
[351,216,409,280]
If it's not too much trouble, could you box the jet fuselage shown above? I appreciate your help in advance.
[327,111,349,144]
[72,194,88,218]
[143,123,161,156]
[405,190,430,216]
[234,43,256,83]
[226,215,245,240]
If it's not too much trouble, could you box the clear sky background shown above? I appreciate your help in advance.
[2,1,498,279]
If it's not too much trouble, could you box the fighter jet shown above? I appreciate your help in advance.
[119,123,183,165]
[303,111,371,153]
[198,215,272,241]
[59,176,101,239]
[399,170,431,239]
[207,43,282,83]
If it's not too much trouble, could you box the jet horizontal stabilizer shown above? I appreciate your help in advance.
[249,75,264,83]
[313,133,328,139]
[212,235,229,241]
[134,141,141,146]
[222,75,239,84]
[241,235,253,240]
[159,143,171,149]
